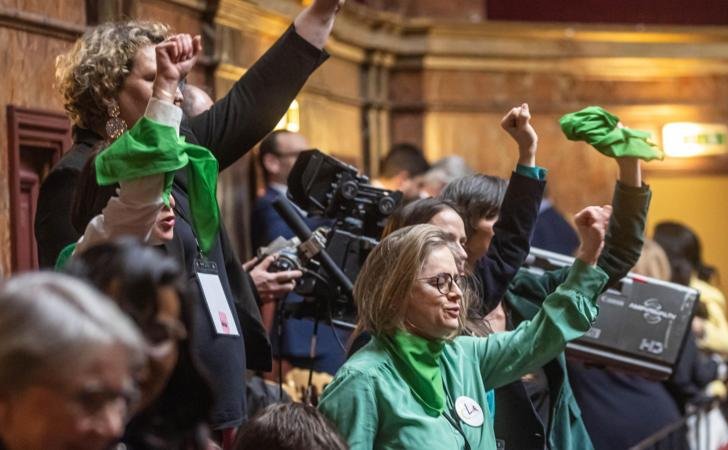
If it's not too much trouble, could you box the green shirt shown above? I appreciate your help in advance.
[319,260,608,450]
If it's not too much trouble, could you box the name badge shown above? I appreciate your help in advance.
[455,396,484,427]
[194,258,240,337]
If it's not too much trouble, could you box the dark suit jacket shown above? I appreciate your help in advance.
[532,204,580,256]
[34,25,328,427]
[250,185,329,252]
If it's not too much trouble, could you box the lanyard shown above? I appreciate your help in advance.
[173,204,203,257]
[442,385,472,450]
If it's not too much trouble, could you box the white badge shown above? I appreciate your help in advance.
[455,396,484,427]
[197,272,240,336]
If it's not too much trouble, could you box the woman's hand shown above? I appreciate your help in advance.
[294,0,345,49]
[153,34,202,104]
[500,103,538,167]
[574,205,612,266]
[243,254,303,302]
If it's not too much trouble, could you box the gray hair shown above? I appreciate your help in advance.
[0,272,146,394]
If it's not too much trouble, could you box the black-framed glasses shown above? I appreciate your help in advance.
[417,273,466,295]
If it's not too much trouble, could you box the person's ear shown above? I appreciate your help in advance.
[262,153,280,176]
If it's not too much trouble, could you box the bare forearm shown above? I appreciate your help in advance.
[293,1,342,49]
[617,157,641,187]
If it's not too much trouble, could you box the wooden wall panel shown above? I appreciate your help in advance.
[0,0,86,24]
[0,27,74,275]
[136,0,205,34]
[299,92,362,166]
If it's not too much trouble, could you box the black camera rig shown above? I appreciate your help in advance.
[266,149,402,328]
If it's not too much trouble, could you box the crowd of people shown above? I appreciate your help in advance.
[1,0,728,449]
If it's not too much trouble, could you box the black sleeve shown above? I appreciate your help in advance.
[34,167,81,268]
[597,181,652,288]
[665,331,718,411]
[188,25,328,171]
[475,171,545,314]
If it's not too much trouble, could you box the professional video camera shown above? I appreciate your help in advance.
[264,149,403,328]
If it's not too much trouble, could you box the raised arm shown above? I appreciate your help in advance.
[474,104,545,312]
[478,206,611,389]
[294,0,344,50]
[75,35,198,254]
[596,156,651,287]
[187,0,343,170]
[507,152,651,309]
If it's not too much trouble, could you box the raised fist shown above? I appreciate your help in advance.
[574,205,612,265]
[500,103,538,164]
[153,34,202,103]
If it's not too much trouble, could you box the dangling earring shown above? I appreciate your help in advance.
[105,100,127,140]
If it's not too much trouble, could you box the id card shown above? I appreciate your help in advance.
[194,258,240,336]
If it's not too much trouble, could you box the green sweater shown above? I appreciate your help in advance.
[501,181,651,450]
[319,260,608,450]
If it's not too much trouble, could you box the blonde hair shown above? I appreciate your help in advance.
[354,224,472,338]
[55,20,169,131]
[632,238,672,281]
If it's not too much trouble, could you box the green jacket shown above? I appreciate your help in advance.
[319,260,608,450]
[500,181,651,450]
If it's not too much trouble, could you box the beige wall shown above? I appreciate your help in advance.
[2,0,727,285]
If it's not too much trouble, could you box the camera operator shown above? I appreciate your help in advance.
[251,131,345,377]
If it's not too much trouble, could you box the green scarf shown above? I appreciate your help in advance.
[383,329,446,416]
[54,242,77,270]
[559,106,664,161]
[95,117,220,255]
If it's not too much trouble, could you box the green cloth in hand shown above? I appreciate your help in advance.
[95,117,220,255]
[559,106,663,161]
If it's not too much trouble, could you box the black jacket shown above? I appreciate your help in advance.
[34,25,328,428]
[474,170,545,316]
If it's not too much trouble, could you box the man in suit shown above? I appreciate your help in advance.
[251,130,323,251]
[251,130,345,376]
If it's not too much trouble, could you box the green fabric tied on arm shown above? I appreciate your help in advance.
[383,329,446,416]
[559,106,664,161]
[95,116,220,255]
[54,242,77,271]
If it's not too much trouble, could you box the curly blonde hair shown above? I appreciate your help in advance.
[55,20,169,132]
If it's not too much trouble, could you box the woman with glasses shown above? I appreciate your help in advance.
[319,215,610,449]
[0,272,145,450]
[65,238,214,450]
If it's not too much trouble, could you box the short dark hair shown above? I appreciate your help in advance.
[380,142,430,179]
[653,221,714,286]
[439,174,507,238]
[234,402,348,450]
[258,129,292,182]
[381,197,461,239]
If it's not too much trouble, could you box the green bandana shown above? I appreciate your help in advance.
[95,117,220,255]
[383,329,446,416]
[54,242,77,270]
[559,106,664,161]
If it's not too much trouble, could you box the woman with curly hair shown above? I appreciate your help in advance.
[36,0,345,442]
